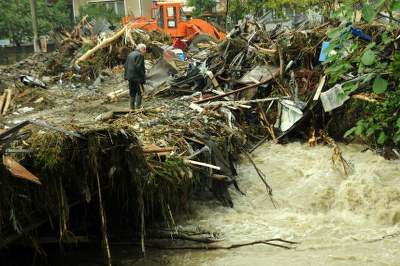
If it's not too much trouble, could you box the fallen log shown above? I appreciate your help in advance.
[75,23,132,65]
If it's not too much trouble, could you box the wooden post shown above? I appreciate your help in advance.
[29,0,40,53]
[0,90,6,114]
[3,89,12,115]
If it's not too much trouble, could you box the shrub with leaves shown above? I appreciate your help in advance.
[0,0,72,46]
[78,3,122,25]
[324,0,400,146]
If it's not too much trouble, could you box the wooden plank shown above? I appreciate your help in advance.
[142,146,177,153]
[2,89,12,115]
[0,90,6,114]
[313,75,326,101]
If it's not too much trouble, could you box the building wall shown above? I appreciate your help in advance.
[72,0,153,19]
[72,0,88,19]
[125,0,153,17]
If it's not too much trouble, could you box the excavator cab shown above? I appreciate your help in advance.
[124,2,226,45]
[154,3,188,38]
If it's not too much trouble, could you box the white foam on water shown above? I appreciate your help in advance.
[140,142,400,265]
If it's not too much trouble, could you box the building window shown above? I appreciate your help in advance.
[89,1,125,15]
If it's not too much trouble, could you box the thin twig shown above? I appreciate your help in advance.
[240,147,276,208]
[144,238,299,250]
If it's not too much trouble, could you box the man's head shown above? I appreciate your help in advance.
[136,43,146,54]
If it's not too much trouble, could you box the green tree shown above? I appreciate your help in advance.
[228,0,246,23]
[187,0,218,17]
[0,0,72,47]
[228,0,338,21]
[78,3,122,24]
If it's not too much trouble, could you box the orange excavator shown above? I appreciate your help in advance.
[123,2,226,47]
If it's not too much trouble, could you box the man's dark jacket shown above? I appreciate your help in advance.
[124,50,145,84]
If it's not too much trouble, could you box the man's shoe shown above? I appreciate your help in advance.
[130,96,135,110]
[135,95,142,109]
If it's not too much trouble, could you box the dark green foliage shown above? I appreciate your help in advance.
[0,0,72,46]
[325,1,400,146]
[78,3,122,24]
[188,0,218,17]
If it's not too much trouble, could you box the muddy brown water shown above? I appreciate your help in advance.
[5,141,399,265]
[133,142,400,265]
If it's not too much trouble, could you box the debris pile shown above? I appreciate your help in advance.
[1,7,400,263]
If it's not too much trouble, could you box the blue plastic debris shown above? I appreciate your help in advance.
[319,41,331,62]
[345,22,372,42]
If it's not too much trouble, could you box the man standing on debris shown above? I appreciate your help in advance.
[124,43,146,110]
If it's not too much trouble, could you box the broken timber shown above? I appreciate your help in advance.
[195,69,280,104]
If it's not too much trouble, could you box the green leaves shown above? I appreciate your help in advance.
[361,49,376,66]
[373,0,387,10]
[328,28,342,40]
[342,82,359,98]
[377,131,387,144]
[362,4,376,22]
[355,121,364,136]
[331,2,400,146]
[0,0,72,46]
[381,31,392,45]
[78,3,121,23]
[390,1,400,11]
[332,6,347,18]
[373,75,388,94]
[344,127,356,138]
[188,0,219,17]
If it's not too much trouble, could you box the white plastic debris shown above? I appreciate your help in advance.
[320,84,350,112]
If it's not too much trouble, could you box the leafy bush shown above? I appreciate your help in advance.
[78,3,122,25]
[0,0,72,46]
[324,0,400,146]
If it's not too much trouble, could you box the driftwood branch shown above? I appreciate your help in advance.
[240,147,276,208]
[320,130,353,176]
[145,230,222,244]
[146,238,299,250]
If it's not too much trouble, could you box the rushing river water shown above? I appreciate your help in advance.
[136,141,400,266]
